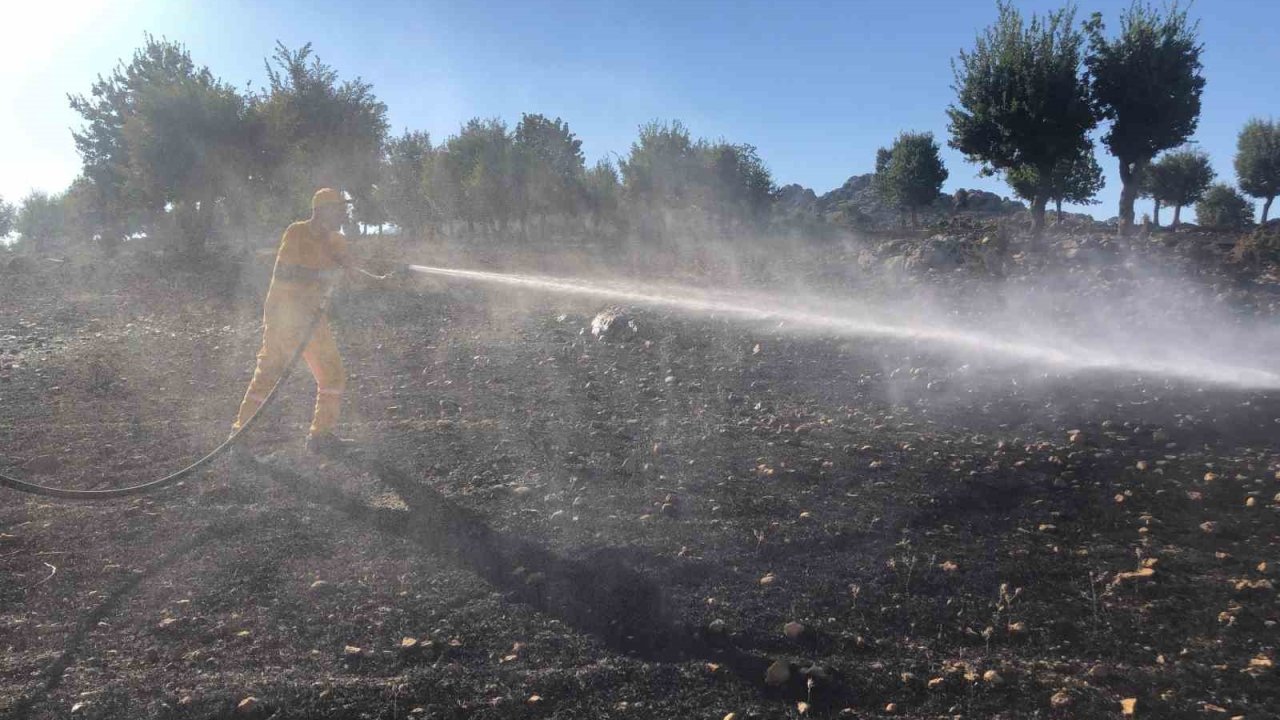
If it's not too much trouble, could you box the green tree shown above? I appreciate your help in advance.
[69,34,238,247]
[60,176,113,250]
[0,196,14,237]
[873,131,948,226]
[948,2,1095,233]
[252,42,389,231]
[1195,184,1254,228]
[1086,2,1205,235]
[379,130,436,237]
[1235,118,1280,224]
[122,61,248,253]
[1144,149,1214,228]
[1008,147,1105,222]
[700,142,776,228]
[620,120,700,207]
[435,118,515,234]
[15,191,67,247]
[583,159,622,231]
[514,114,586,235]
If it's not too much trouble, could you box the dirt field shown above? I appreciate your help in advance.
[1,235,1278,719]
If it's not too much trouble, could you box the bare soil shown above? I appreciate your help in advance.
[1,236,1278,719]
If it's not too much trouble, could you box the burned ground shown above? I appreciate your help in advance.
[1,235,1278,719]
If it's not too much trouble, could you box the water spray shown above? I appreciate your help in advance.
[408,264,1280,390]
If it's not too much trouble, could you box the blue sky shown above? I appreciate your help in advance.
[4,0,1278,219]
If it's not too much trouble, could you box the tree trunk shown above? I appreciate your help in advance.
[1264,196,1274,224]
[1172,205,1182,229]
[1117,158,1145,237]
[1152,199,1161,228]
[910,206,919,228]
[1055,199,1064,223]
[1029,191,1048,235]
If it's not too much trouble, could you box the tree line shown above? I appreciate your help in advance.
[2,36,777,254]
[4,3,1279,252]
[941,0,1278,233]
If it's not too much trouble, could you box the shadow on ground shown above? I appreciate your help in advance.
[254,451,849,706]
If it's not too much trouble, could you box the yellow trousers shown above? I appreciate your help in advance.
[233,282,346,436]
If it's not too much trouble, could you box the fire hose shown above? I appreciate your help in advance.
[0,296,331,501]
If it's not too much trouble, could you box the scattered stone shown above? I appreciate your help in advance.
[591,307,640,342]
[343,645,364,659]
[759,572,778,586]
[765,659,791,686]
[783,621,806,640]
[236,697,259,714]
[982,670,1004,685]
[1112,567,1156,585]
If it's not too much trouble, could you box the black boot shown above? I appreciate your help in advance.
[305,432,362,458]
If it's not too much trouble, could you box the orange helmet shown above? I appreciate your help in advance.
[312,188,350,209]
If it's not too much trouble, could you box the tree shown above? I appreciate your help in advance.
[122,62,249,253]
[583,159,622,231]
[1008,147,1105,222]
[620,120,700,207]
[873,132,948,226]
[435,118,515,234]
[1144,149,1214,228]
[252,42,389,231]
[1235,118,1280,224]
[948,2,1095,233]
[514,114,586,235]
[69,34,240,247]
[1086,2,1205,235]
[379,130,436,237]
[1195,184,1254,228]
[700,142,776,229]
[0,196,14,237]
[15,191,67,247]
[61,176,113,250]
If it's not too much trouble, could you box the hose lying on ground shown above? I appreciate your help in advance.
[0,301,329,500]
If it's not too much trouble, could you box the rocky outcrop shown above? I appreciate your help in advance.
[781,174,1027,230]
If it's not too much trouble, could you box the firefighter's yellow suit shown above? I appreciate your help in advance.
[233,213,351,437]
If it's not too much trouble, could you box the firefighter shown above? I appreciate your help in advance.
[231,188,385,456]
